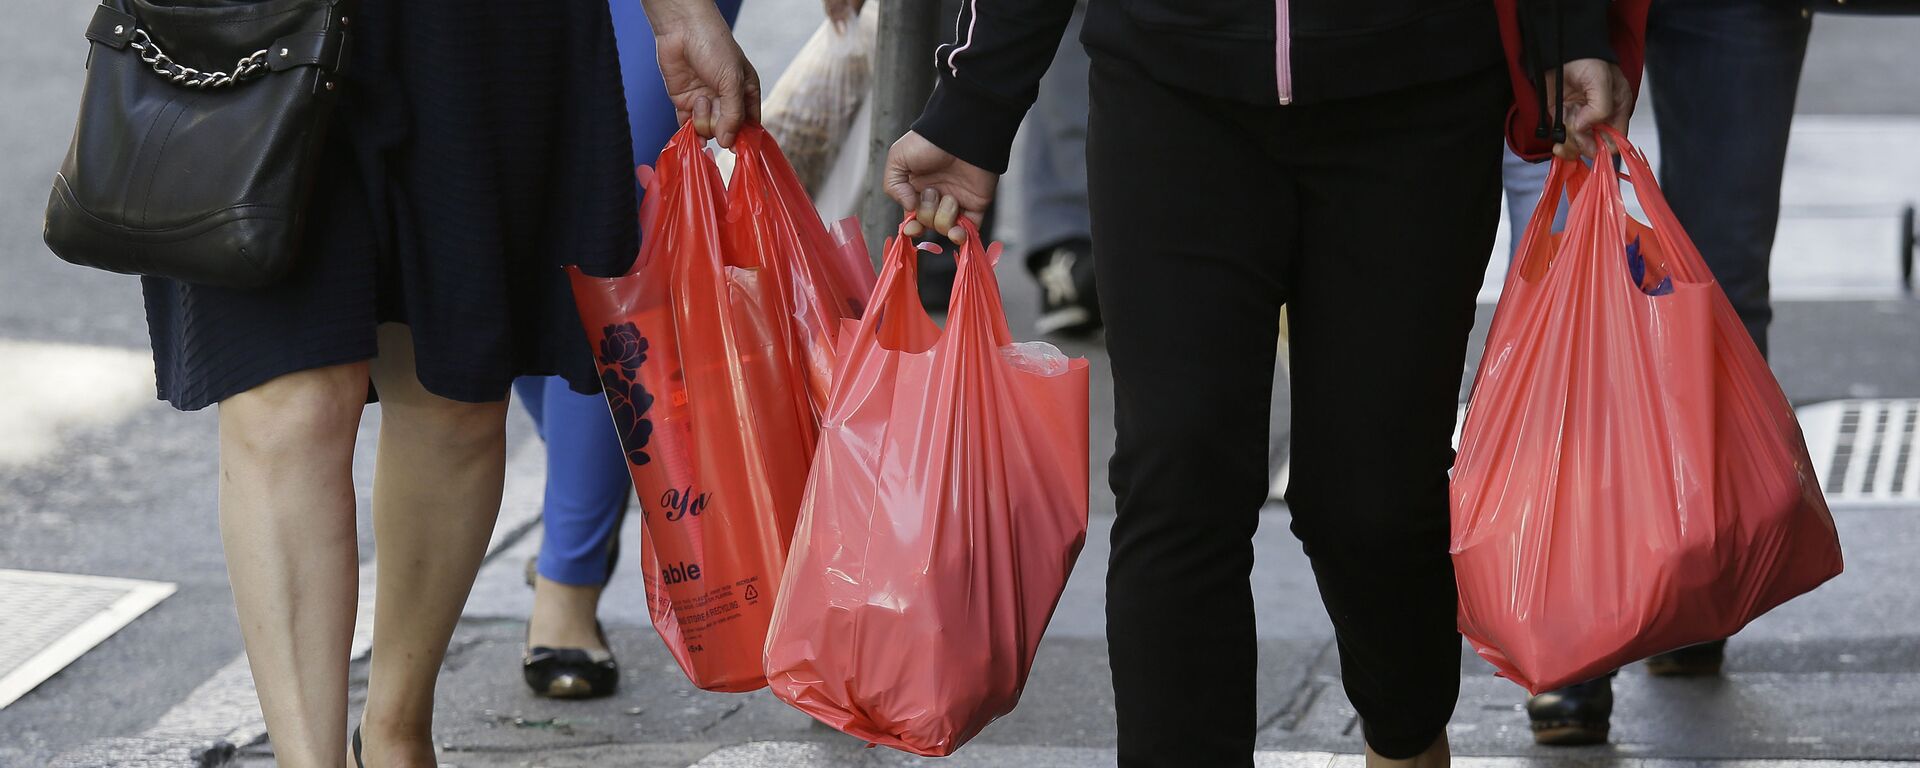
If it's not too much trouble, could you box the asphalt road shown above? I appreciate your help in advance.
[2,3,1919,767]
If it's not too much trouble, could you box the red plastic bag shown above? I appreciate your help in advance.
[763,218,1090,756]
[822,215,877,318]
[567,125,815,692]
[1451,126,1843,694]
[724,124,876,419]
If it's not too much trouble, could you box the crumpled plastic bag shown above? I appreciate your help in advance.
[759,5,874,193]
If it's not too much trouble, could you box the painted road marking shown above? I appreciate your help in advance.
[0,569,174,710]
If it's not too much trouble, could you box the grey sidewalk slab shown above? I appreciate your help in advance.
[434,503,1920,765]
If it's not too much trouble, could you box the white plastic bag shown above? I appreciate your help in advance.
[760,6,875,194]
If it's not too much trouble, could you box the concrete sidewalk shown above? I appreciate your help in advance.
[344,508,1920,767]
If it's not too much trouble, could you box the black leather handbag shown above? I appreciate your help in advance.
[44,0,352,289]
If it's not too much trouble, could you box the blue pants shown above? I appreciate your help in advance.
[521,0,744,588]
[516,376,633,586]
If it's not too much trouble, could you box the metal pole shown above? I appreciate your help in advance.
[860,0,940,264]
[1901,202,1914,294]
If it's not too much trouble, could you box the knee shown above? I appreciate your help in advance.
[1284,445,1452,567]
[1285,402,1456,517]
[1113,398,1269,491]
[379,393,508,456]
[220,364,367,460]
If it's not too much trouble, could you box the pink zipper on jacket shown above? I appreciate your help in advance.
[1274,0,1293,104]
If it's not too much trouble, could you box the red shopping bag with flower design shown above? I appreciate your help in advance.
[763,217,1090,756]
[567,124,814,692]
[1451,126,1843,694]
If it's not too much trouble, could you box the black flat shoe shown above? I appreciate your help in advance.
[1646,639,1726,677]
[1527,674,1614,746]
[523,622,619,699]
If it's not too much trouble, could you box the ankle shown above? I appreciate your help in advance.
[355,718,436,768]
[528,577,607,648]
[1364,735,1449,768]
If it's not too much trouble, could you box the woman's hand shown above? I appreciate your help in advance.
[644,0,760,147]
[884,131,999,243]
[1546,59,1633,160]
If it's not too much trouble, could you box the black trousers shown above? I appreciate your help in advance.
[1090,59,1509,766]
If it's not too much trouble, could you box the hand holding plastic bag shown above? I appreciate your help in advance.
[763,218,1090,756]
[1451,126,1842,693]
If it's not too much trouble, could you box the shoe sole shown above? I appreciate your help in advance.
[1532,722,1610,746]
[1645,658,1723,677]
[1035,306,1097,336]
[539,674,607,699]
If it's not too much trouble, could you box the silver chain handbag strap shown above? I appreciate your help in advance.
[126,28,271,89]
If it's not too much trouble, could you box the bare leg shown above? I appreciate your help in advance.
[219,364,370,768]
[358,324,509,767]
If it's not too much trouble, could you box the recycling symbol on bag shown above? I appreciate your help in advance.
[744,585,760,602]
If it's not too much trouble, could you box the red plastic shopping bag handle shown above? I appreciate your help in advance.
[1586,125,1720,284]
[824,216,1015,412]
[946,217,1015,350]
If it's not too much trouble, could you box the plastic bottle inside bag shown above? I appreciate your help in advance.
[1000,341,1071,377]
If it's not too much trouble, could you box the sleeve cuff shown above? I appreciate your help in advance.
[910,79,1030,175]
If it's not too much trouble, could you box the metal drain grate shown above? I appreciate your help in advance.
[0,569,175,710]
[1801,399,1920,505]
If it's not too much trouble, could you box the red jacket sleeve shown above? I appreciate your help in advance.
[1498,0,1651,161]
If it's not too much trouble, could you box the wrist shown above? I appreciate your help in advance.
[641,0,724,31]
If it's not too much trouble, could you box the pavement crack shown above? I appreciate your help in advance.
[698,702,748,734]
[1259,638,1339,735]
[441,738,623,755]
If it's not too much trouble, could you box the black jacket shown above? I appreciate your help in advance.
[913,0,1614,173]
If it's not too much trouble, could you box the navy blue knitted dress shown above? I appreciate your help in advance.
[141,0,638,410]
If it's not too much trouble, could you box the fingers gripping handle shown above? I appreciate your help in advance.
[850,217,1011,351]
